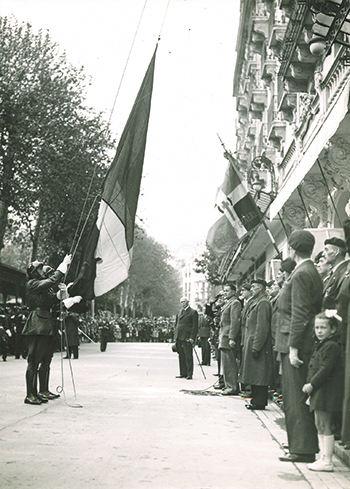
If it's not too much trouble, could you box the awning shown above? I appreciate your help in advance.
[270,77,350,219]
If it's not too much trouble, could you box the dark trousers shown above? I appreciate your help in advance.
[67,346,79,359]
[281,352,318,455]
[25,336,53,397]
[176,339,193,377]
[251,385,268,407]
[199,337,210,365]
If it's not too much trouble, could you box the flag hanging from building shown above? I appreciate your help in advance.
[206,215,239,259]
[216,151,262,239]
[70,46,157,300]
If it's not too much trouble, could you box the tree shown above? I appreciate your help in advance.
[98,226,182,317]
[0,16,114,262]
[193,244,222,286]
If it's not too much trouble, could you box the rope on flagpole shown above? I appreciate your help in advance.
[68,0,150,266]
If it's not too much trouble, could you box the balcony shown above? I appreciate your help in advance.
[249,88,268,120]
[267,95,286,151]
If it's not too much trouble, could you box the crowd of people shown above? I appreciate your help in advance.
[173,229,349,473]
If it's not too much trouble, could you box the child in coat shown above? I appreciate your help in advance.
[302,311,344,472]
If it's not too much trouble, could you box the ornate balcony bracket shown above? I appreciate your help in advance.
[284,76,309,93]
[300,176,328,228]
[268,24,287,57]
[262,57,279,84]
[268,121,287,151]
[290,62,315,80]
[320,137,350,190]
[282,202,307,230]
[278,92,297,122]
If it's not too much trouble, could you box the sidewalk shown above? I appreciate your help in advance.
[1,342,349,489]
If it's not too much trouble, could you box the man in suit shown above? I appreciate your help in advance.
[174,297,198,380]
[218,283,242,395]
[276,230,323,463]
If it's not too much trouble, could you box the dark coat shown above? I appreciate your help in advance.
[275,260,323,354]
[219,297,242,350]
[240,292,273,386]
[174,307,198,342]
[22,270,64,336]
[197,314,211,338]
[307,337,344,412]
[65,315,80,346]
[322,259,349,310]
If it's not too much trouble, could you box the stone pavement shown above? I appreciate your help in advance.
[0,342,349,489]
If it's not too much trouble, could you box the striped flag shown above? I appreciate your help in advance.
[216,151,261,239]
[71,47,157,300]
[206,215,239,258]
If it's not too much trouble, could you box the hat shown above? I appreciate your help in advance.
[324,237,346,250]
[241,283,251,291]
[288,230,315,253]
[280,257,296,273]
[27,260,44,278]
[251,278,267,288]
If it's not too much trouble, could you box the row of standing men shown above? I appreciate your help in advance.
[173,228,349,473]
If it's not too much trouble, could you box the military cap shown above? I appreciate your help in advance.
[288,230,315,253]
[280,257,296,273]
[324,237,346,250]
[251,278,267,288]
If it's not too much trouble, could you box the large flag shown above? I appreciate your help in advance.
[206,215,239,259]
[216,151,262,238]
[70,47,157,300]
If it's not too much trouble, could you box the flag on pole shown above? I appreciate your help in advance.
[206,215,239,258]
[71,46,157,300]
[216,151,262,239]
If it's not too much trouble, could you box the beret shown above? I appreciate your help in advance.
[280,257,296,273]
[324,237,346,250]
[288,230,315,252]
[241,283,251,291]
[251,278,267,288]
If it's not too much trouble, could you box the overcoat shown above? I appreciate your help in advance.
[323,259,349,311]
[240,292,273,386]
[218,297,242,350]
[197,314,211,338]
[307,337,344,412]
[275,260,323,354]
[174,307,198,342]
[22,270,63,336]
[65,314,80,347]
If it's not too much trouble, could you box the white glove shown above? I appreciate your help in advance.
[63,296,82,309]
[57,254,72,274]
[56,283,69,300]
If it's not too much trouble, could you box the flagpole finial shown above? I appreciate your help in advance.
[217,133,226,151]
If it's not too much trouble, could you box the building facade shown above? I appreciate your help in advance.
[224,0,350,283]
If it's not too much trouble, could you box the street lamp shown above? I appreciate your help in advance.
[247,153,277,200]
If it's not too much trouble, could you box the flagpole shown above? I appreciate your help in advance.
[217,135,282,260]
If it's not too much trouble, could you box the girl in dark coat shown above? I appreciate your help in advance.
[302,312,344,472]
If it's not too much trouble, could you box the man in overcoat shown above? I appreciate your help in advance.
[174,297,198,380]
[276,230,323,463]
[322,236,349,344]
[218,283,242,395]
[240,279,273,409]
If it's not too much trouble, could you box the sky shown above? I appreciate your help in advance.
[1,0,240,259]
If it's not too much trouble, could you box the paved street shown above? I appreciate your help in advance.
[1,342,349,489]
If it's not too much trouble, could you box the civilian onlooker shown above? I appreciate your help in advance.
[276,230,323,463]
[302,312,344,472]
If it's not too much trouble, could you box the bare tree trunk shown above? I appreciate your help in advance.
[0,199,9,252]
[31,202,44,261]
